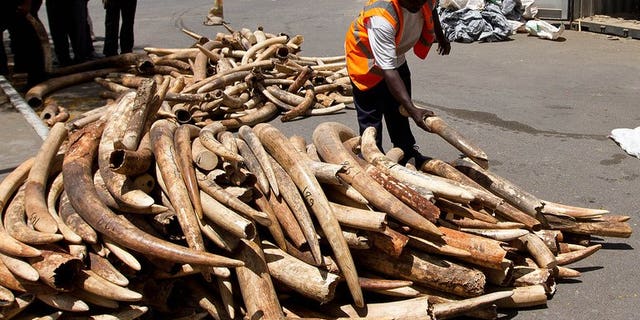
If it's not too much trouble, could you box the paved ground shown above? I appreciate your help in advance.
[1,0,639,318]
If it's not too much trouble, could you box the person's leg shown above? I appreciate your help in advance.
[0,27,9,75]
[382,62,417,155]
[46,0,72,65]
[353,81,386,152]
[103,0,120,56]
[119,0,136,53]
[69,0,91,62]
[9,15,46,87]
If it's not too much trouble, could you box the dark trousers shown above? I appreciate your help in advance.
[46,0,92,64]
[1,8,46,86]
[104,0,137,56]
[352,62,416,155]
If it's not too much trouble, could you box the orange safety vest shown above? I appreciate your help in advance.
[345,0,436,91]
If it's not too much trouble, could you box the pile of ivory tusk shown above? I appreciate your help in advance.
[1,25,632,320]
[26,25,353,126]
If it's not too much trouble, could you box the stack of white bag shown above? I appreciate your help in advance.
[609,126,640,158]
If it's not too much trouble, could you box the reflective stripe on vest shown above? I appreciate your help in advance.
[345,0,436,91]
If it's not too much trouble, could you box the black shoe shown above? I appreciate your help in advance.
[400,146,429,169]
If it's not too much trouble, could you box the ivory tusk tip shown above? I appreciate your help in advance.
[33,221,59,234]
[469,156,489,170]
[121,191,156,209]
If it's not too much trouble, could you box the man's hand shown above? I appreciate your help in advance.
[437,37,451,56]
[402,104,435,132]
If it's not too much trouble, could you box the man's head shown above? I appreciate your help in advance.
[398,0,429,13]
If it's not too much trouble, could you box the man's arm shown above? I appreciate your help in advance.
[432,6,451,55]
[382,68,434,132]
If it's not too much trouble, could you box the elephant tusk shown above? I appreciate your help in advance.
[63,121,243,267]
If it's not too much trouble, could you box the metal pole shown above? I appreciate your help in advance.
[0,76,49,140]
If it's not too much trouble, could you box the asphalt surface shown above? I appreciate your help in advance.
[1,0,639,319]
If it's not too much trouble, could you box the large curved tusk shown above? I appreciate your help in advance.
[74,270,142,302]
[102,238,142,272]
[0,252,39,282]
[46,173,82,244]
[421,158,542,229]
[312,122,441,237]
[238,125,279,196]
[240,35,288,65]
[252,188,288,251]
[361,126,475,204]
[555,244,601,266]
[24,122,67,233]
[58,191,98,244]
[93,171,167,215]
[266,155,322,264]
[193,41,223,81]
[0,162,42,257]
[98,91,155,209]
[255,123,364,308]
[120,79,162,151]
[235,138,271,196]
[151,119,206,252]
[422,115,489,169]
[50,52,152,77]
[199,122,244,163]
[452,157,576,228]
[37,293,89,312]
[281,81,316,122]
[70,289,119,309]
[219,101,279,130]
[174,124,204,219]
[25,67,123,108]
[4,186,64,244]
[63,121,243,267]
[88,252,129,287]
[540,201,609,220]
[0,158,34,214]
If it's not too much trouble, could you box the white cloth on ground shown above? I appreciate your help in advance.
[609,126,640,158]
